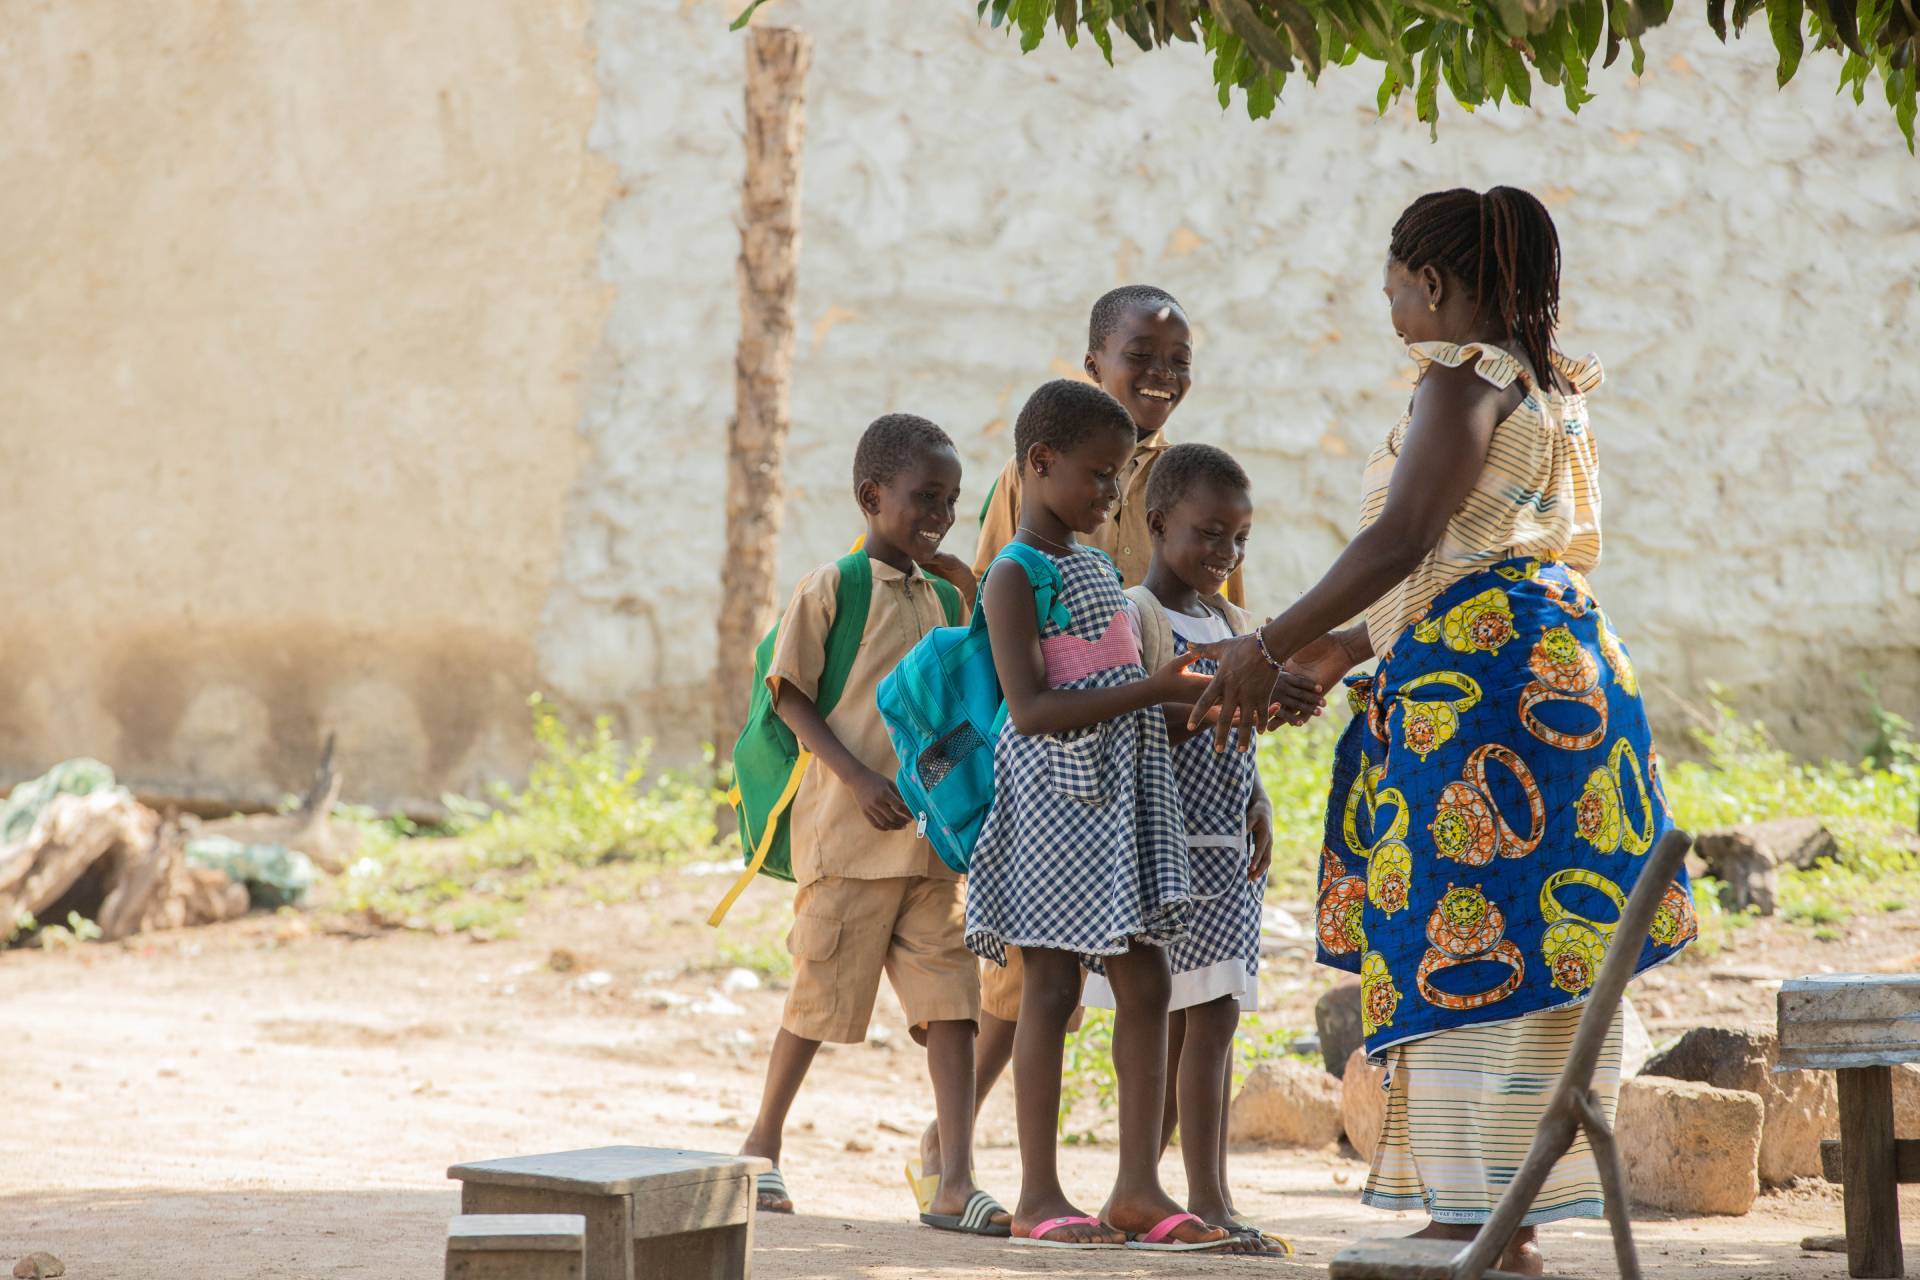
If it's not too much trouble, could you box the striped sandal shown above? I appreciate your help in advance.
[919,1188,1011,1237]
[755,1168,793,1215]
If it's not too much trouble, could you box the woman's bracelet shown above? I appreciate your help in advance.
[1253,622,1284,672]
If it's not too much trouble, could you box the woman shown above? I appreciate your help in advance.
[1191,187,1698,1274]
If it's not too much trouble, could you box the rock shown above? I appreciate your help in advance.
[1640,1026,1838,1186]
[843,1134,873,1153]
[1617,1076,1763,1215]
[1695,819,1842,916]
[1229,1058,1344,1148]
[1315,979,1364,1077]
[13,1254,64,1280]
[1643,1026,1773,1096]
[1340,1047,1388,1163]
[546,947,579,973]
[1760,1067,1839,1185]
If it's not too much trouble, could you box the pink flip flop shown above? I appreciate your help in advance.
[1008,1214,1124,1250]
[1123,1211,1236,1252]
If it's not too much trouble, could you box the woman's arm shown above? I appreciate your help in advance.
[1190,363,1512,750]
[983,559,1202,737]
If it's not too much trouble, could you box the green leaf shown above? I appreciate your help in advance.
[1246,68,1281,115]
[1212,0,1300,70]
[1481,24,1508,97]
[1768,0,1806,83]
[1416,41,1441,131]
[1575,0,1605,59]
[1397,0,1468,21]
[1891,63,1918,149]
[1630,30,1647,71]
[1709,0,1730,41]
[1056,0,1082,46]
[729,0,777,31]
[1493,0,1531,37]
[1271,0,1326,73]
[1377,63,1403,111]
[1499,39,1534,100]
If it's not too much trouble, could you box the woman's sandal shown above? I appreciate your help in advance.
[905,1160,940,1215]
[918,1189,1012,1237]
[1121,1211,1237,1252]
[755,1168,793,1214]
[1008,1214,1125,1250]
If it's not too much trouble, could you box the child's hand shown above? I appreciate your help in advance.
[1247,798,1274,880]
[923,552,978,603]
[1267,669,1327,727]
[852,767,913,831]
[1147,649,1208,704]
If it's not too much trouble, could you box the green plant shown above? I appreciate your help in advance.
[831,0,1920,147]
[1059,1009,1120,1141]
[331,695,733,934]
[1255,715,1344,901]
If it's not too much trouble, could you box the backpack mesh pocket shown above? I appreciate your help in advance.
[917,723,986,788]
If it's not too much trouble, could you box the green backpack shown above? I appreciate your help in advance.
[709,549,961,925]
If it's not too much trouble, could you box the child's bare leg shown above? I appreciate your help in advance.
[1099,944,1234,1249]
[1175,995,1240,1225]
[1159,1008,1188,1159]
[1216,1047,1236,1216]
[1009,948,1123,1245]
[922,1019,1008,1225]
[740,1028,820,1211]
[1409,1222,1541,1276]
[920,1010,1015,1173]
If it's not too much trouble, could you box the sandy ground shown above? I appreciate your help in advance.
[4,866,1915,1279]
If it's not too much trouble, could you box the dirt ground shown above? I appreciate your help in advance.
[5,864,1916,1279]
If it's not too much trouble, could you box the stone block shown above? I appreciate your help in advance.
[1316,979,1364,1078]
[1230,1058,1344,1148]
[1340,1047,1388,1163]
[1617,1076,1763,1215]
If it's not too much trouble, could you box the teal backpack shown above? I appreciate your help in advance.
[711,549,960,925]
[875,542,1086,874]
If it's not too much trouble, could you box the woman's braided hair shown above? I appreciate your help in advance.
[1389,186,1561,386]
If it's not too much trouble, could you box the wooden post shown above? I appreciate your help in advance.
[712,26,812,756]
[1838,1065,1903,1279]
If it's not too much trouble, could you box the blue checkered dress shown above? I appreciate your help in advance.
[964,546,1192,966]
[1160,614,1264,1004]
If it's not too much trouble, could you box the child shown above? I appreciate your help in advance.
[739,414,1010,1237]
[1082,443,1286,1255]
[965,378,1235,1252]
[929,286,1248,1187]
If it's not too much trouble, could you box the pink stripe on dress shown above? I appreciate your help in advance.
[1040,607,1141,688]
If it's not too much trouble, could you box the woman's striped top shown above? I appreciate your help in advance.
[1359,341,1605,660]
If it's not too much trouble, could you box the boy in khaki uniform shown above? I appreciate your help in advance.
[742,414,1010,1237]
[927,286,1245,1177]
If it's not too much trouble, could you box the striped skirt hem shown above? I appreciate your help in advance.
[1361,1003,1621,1226]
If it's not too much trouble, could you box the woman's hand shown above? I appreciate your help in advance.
[1186,632,1283,753]
[1288,631,1360,693]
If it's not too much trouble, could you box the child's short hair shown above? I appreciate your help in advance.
[1088,285,1185,351]
[852,414,955,498]
[1013,380,1135,469]
[1146,442,1250,513]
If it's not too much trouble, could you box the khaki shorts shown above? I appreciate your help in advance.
[782,875,980,1045]
[979,946,1086,1032]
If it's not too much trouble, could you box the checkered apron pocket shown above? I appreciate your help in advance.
[1043,725,1106,803]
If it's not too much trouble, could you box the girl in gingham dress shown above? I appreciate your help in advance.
[1081,443,1290,1256]
[967,380,1244,1254]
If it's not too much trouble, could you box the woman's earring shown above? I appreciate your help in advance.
[1428,299,1439,312]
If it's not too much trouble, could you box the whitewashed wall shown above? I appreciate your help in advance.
[554,0,1920,761]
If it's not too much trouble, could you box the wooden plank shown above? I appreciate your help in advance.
[461,1183,631,1280]
[1778,975,1920,1070]
[1838,1066,1903,1279]
[449,1146,769,1196]
[446,1254,581,1280]
[1329,1237,1582,1280]
[1821,1139,1920,1184]
[637,1226,751,1280]
[447,1214,586,1252]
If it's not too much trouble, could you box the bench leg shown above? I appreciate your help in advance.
[1838,1065,1903,1279]
[635,1224,752,1280]
[459,1184,634,1280]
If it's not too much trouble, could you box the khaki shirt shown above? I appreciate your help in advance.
[971,430,1246,608]
[767,556,966,886]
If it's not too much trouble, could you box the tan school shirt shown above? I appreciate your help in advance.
[766,556,968,886]
[971,429,1247,607]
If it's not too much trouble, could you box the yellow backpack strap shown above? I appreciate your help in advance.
[708,750,814,926]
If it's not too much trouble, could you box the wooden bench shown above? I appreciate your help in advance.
[1778,973,1920,1279]
[446,1214,585,1280]
[448,1146,768,1280]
